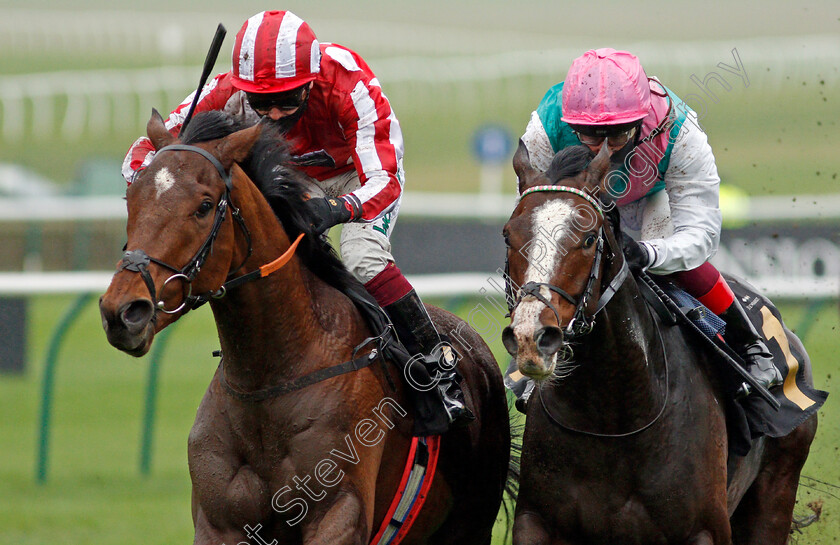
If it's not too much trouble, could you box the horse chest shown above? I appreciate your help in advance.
[190,398,326,521]
[520,425,708,543]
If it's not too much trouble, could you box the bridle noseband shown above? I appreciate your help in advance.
[510,185,628,339]
[117,144,253,314]
[511,185,669,438]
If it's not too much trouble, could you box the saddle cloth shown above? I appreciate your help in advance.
[717,274,827,455]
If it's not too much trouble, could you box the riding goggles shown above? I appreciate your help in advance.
[246,86,309,116]
[574,126,637,150]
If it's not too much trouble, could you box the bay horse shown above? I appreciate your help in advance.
[99,111,512,545]
[503,141,819,544]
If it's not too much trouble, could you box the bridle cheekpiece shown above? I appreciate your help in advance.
[510,185,626,339]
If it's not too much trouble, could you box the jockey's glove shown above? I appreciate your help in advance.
[306,196,359,235]
[620,231,655,272]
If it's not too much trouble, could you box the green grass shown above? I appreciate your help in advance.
[1,3,838,541]
[0,293,837,544]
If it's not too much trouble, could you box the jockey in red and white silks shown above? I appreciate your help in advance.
[122,10,473,428]
[518,48,781,392]
[123,20,401,230]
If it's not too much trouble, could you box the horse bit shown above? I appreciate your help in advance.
[117,144,253,314]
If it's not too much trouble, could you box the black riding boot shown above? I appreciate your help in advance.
[719,298,783,392]
[383,290,475,427]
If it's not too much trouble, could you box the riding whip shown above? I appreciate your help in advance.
[638,271,781,410]
[179,23,227,137]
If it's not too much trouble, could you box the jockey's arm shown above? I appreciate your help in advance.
[121,73,234,184]
[519,112,555,172]
[338,80,405,223]
[644,114,722,274]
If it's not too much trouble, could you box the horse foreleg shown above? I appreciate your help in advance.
[192,505,250,545]
[301,491,370,545]
[513,510,551,545]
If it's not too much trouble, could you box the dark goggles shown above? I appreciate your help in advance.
[245,86,308,115]
[569,121,641,150]
[575,127,637,149]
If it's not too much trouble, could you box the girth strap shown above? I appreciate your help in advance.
[218,344,381,402]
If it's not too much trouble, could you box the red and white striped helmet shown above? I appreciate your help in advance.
[231,11,321,93]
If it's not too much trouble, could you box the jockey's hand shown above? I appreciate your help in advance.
[620,232,654,272]
[305,196,357,235]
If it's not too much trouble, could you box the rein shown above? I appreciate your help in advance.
[119,143,389,403]
[218,342,382,402]
[117,143,302,314]
[536,310,670,438]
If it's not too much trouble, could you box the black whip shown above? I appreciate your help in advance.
[179,23,227,137]
[638,271,781,411]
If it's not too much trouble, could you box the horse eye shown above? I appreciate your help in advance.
[196,201,214,218]
[583,234,597,248]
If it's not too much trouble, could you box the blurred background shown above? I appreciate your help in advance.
[0,1,837,543]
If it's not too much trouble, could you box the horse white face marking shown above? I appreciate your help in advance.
[512,199,575,348]
[154,167,176,199]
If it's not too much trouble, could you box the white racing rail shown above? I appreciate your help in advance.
[1,193,840,222]
[0,193,836,300]
[0,271,835,301]
[1,32,838,140]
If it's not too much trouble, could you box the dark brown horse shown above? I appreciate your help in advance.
[99,111,512,545]
[502,141,818,545]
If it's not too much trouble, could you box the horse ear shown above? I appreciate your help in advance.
[147,108,175,151]
[513,139,539,194]
[585,140,612,190]
[216,123,264,170]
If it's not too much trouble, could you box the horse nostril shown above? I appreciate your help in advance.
[502,326,518,356]
[535,326,564,357]
[120,299,155,332]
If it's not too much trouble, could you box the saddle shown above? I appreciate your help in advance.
[339,281,454,436]
[634,272,827,455]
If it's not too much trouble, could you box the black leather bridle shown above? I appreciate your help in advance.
[508,185,628,339]
[117,144,252,314]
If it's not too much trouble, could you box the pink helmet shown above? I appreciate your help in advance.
[561,48,650,126]
[231,11,321,94]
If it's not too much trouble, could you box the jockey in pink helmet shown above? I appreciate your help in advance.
[122,10,473,430]
[518,48,781,394]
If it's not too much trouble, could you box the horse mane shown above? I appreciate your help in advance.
[181,110,247,144]
[182,111,359,295]
[545,144,622,237]
[544,144,593,184]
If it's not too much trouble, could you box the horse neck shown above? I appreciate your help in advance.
[554,267,665,429]
[208,173,359,390]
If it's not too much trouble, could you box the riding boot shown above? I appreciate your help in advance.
[383,290,476,427]
[719,298,783,391]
